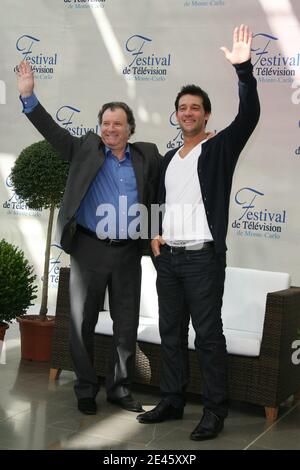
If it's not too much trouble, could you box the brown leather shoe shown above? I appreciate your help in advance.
[107,394,144,412]
[137,400,184,424]
[190,409,224,440]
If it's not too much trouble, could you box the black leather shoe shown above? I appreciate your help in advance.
[77,397,97,415]
[137,400,184,424]
[190,409,224,441]
[107,394,144,412]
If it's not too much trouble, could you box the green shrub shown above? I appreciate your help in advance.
[11,140,69,317]
[11,140,69,209]
[0,239,37,323]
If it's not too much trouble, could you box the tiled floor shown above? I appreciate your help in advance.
[1,323,300,450]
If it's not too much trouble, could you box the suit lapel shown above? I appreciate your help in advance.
[87,140,105,182]
[97,143,106,168]
[130,145,144,203]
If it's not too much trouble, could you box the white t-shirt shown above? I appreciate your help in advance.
[162,141,213,246]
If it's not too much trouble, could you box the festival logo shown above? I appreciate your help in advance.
[16,34,58,80]
[55,105,99,136]
[123,35,171,82]
[251,32,299,83]
[231,187,287,240]
[48,244,67,288]
[2,174,41,216]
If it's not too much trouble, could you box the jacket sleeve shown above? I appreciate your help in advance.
[222,59,260,163]
[25,102,83,162]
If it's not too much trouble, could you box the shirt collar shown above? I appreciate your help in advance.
[105,145,130,160]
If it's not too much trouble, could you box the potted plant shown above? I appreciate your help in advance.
[10,140,69,360]
[0,239,37,342]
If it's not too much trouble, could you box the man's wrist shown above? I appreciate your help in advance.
[233,59,254,81]
[19,92,38,113]
[233,59,252,71]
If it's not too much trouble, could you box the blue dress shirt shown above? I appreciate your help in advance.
[76,147,139,239]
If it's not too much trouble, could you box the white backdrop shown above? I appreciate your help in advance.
[0,0,300,309]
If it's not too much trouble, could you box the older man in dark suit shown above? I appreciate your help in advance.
[16,60,161,415]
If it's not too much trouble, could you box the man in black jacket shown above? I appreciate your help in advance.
[16,60,161,415]
[137,24,260,440]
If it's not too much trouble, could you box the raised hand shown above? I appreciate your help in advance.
[220,24,252,64]
[15,60,34,97]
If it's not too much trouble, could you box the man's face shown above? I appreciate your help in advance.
[100,108,131,151]
[176,94,210,137]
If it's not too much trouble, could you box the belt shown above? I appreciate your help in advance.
[77,224,133,246]
[164,241,214,253]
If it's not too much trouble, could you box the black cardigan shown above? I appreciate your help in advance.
[158,60,260,254]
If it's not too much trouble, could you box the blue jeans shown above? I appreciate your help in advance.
[155,244,228,418]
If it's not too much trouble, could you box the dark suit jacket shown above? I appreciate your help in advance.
[25,103,162,254]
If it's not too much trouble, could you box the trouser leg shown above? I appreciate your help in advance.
[183,248,228,418]
[105,243,141,399]
[69,233,108,399]
[156,251,187,408]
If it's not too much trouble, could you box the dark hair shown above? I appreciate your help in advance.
[98,102,136,136]
[174,84,211,115]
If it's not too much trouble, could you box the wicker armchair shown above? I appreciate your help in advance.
[50,267,300,421]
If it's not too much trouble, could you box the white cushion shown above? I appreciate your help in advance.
[221,267,290,336]
[137,322,161,344]
[95,311,113,336]
[94,262,291,358]
[187,325,261,356]
[94,310,160,342]
[220,267,290,356]
[224,329,261,357]
[139,257,159,318]
[95,312,262,356]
